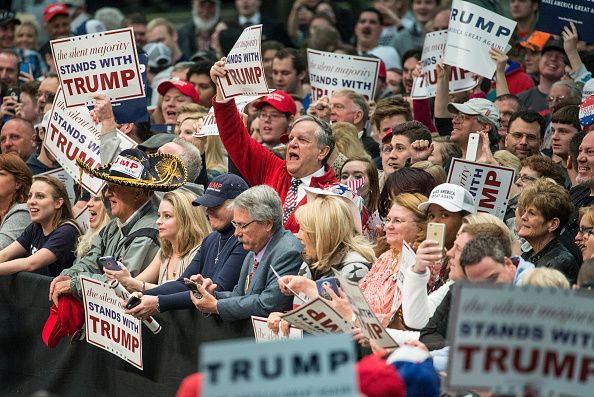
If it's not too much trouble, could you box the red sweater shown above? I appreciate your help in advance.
[213,98,337,233]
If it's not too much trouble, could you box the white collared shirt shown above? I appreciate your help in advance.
[239,11,261,26]
[295,167,325,204]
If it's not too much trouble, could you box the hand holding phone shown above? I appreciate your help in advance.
[426,223,446,250]
[184,278,203,299]
[125,295,141,310]
[466,132,480,161]
[99,256,121,271]
[316,277,340,300]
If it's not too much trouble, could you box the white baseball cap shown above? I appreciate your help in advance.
[418,183,476,214]
[447,98,500,129]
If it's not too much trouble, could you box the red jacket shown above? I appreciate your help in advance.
[213,98,337,233]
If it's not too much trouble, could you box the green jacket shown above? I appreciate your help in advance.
[61,200,160,298]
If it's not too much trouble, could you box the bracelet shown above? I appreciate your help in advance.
[141,281,146,294]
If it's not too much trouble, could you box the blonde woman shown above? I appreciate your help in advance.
[332,122,372,159]
[522,268,570,289]
[104,190,211,291]
[267,195,375,334]
[75,195,111,260]
[177,103,228,181]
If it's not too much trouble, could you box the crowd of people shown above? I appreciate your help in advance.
[2,0,594,395]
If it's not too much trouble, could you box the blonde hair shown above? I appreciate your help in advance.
[75,196,111,260]
[493,150,521,174]
[160,190,212,260]
[522,268,570,289]
[295,195,375,275]
[332,122,371,159]
[392,193,428,250]
[411,161,447,184]
[579,205,594,227]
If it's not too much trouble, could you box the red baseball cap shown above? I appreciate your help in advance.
[43,3,69,23]
[157,80,201,104]
[357,354,405,397]
[378,60,386,79]
[254,90,297,116]
[42,295,85,348]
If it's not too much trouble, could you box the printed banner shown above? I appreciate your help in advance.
[333,271,398,349]
[448,283,594,396]
[44,88,137,196]
[411,30,477,99]
[251,316,303,343]
[201,334,358,397]
[390,241,416,314]
[218,24,268,99]
[196,91,269,137]
[444,0,517,78]
[308,49,380,102]
[536,0,594,44]
[51,28,144,108]
[80,276,143,370]
[447,158,515,218]
[281,297,353,335]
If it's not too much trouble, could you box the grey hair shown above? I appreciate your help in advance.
[459,235,506,273]
[171,62,196,73]
[551,80,582,100]
[333,89,369,121]
[476,114,500,146]
[171,137,202,182]
[230,185,283,231]
[290,115,335,165]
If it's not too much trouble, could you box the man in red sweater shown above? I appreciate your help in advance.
[210,58,337,233]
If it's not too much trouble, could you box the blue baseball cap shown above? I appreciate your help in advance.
[192,174,248,207]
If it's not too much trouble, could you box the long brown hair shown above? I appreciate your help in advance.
[0,153,32,206]
[31,175,80,233]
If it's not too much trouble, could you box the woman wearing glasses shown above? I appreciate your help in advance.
[576,206,594,261]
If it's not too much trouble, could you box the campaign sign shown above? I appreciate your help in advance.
[333,270,398,349]
[579,95,594,128]
[111,53,149,124]
[536,0,594,44]
[447,158,515,218]
[80,276,143,370]
[411,30,477,99]
[444,0,516,78]
[196,91,269,137]
[251,316,304,343]
[391,241,416,315]
[44,88,137,195]
[37,168,77,205]
[308,49,380,101]
[281,297,353,335]
[447,283,594,396]
[201,333,358,397]
[51,28,144,108]
[219,24,268,99]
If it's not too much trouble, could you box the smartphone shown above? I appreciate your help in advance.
[316,277,340,300]
[6,86,19,102]
[183,279,203,299]
[19,62,31,76]
[466,132,480,161]
[98,256,121,271]
[427,223,446,250]
[125,295,141,310]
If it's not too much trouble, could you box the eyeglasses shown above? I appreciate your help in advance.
[577,227,594,237]
[38,91,56,103]
[547,95,566,103]
[384,217,416,226]
[509,132,539,143]
[452,113,476,122]
[259,111,287,121]
[516,174,537,183]
[231,219,257,230]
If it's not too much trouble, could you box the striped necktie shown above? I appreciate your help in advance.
[244,258,259,294]
[282,178,302,224]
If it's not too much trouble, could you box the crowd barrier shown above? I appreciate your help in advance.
[0,272,254,396]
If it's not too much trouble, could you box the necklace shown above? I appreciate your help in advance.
[214,235,231,264]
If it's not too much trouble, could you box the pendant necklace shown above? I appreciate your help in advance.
[214,235,231,264]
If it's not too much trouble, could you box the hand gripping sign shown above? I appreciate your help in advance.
[411,30,477,99]
[444,0,516,78]
[44,88,137,196]
[51,27,144,108]
[281,297,353,335]
[80,276,143,370]
[307,49,380,101]
[218,24,269,99]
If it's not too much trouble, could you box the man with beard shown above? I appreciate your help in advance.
[401,49,421,97]
[178,0,221,59]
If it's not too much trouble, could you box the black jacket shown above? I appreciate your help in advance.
[521,238,580,284]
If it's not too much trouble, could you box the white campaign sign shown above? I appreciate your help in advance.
[333,271,398,349]
[391,241,416,314]
[281,297,353,335]
[201,333,358,397]
[38,168,76,205]
[444,0,516,78]
[196,92,269,137]
[218,24,268,99]
[44,88,137,196]
[51,28,144,107]
[251,316,303,343]
[448,283,594,397]
[447,158,515,218]
[411,30,477,99]
[80,276,143,370]
[308,49,380,101]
